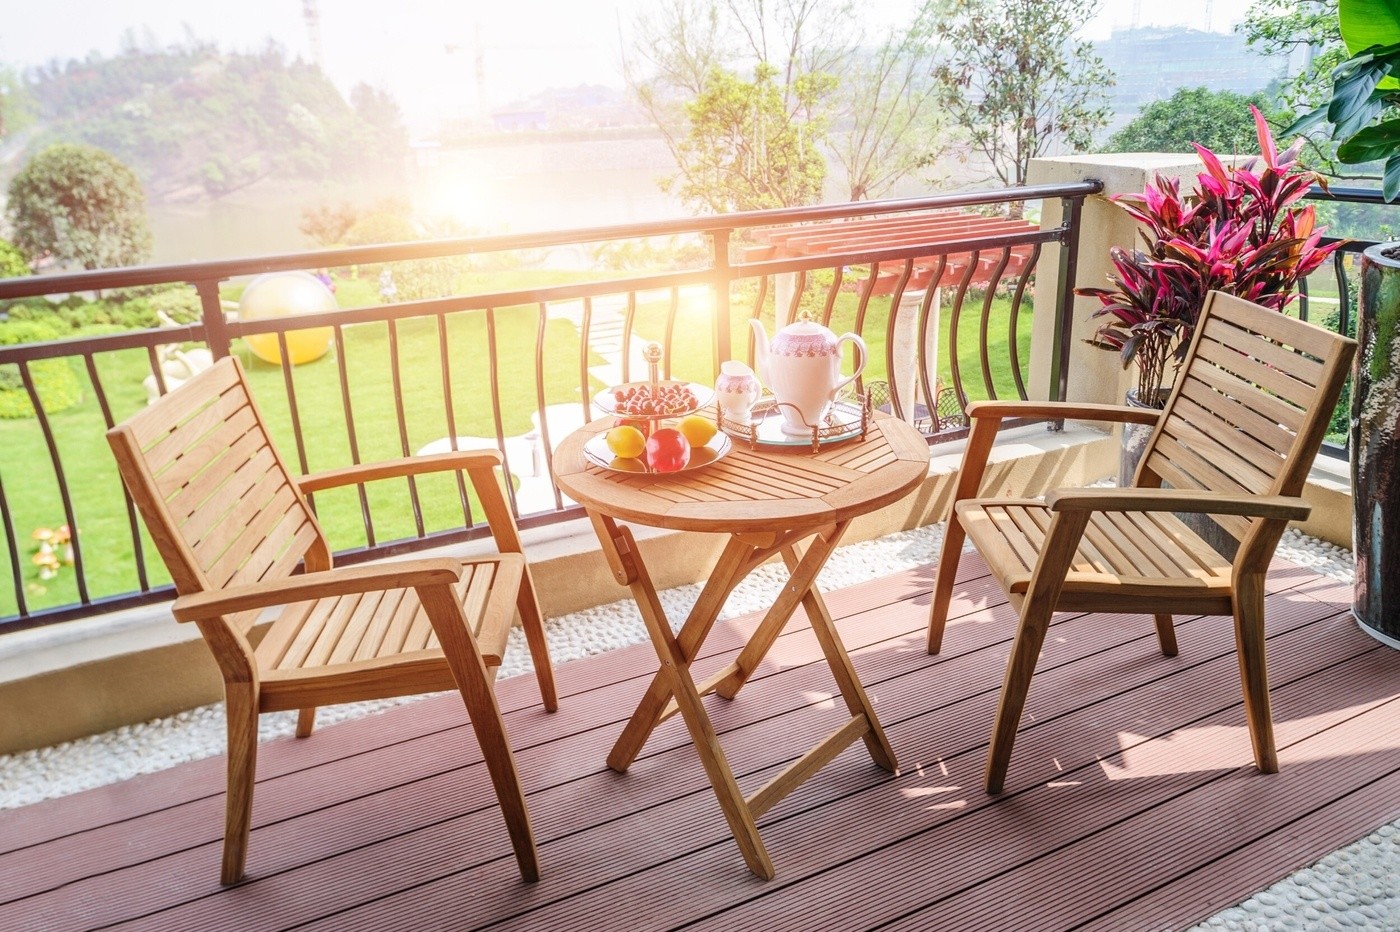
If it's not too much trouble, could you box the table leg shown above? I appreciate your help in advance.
[713,522,845,701]
[596,519,775,879]
[780,545,899,774]
[606,534,755,773]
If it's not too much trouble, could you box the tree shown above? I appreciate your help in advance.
[626,0,847,212]
[676,64,831,212]
[1241,0,1342,114]
[6,143,152,270]
[0,66,36,142]
[625,0,948,208]
[828,4,951,201]
[933,0,1113,187]
[1104,88,1276,156]
[299,201,358,247]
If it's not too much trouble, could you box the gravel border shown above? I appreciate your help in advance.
[0,525,1391,928]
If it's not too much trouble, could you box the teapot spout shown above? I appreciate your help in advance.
[748,319,771,384]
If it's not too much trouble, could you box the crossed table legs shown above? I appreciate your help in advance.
[588,512,898,879]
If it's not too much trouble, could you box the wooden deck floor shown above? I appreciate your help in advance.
[2,553,1398,931]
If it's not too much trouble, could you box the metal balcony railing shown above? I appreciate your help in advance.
[0,182,1101,629]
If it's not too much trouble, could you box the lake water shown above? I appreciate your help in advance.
[146,133,683,265]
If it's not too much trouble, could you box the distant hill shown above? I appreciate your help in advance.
[10,42,407,202]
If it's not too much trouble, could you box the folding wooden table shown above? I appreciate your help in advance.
[553,411,929,878]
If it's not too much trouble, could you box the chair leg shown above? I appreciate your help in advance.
[984,596,1055,794]
[295,707,316,738]
[419,585,541,881]
[927,516,966,655]
[1233,575,1278,774]
[221,683,259,885]
[1154,614,1178,657]
[516,573,558,712]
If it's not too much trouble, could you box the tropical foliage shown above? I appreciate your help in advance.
[1286,0,1400,198]
[1080,109,1342,399]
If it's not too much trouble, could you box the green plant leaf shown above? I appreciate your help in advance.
[1341,0,1400,88]
[1329,59,1391,125]
[1337,87,1392,138]
[1284,104,1331,137]
[1384,153,1400,201]
[1337,117,1400,162]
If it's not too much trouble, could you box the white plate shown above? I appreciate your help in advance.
[583,430,731,474]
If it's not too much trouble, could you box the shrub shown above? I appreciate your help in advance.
[0,238,29,279]
[0,319,83,419]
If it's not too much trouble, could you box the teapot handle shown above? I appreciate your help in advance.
[832,332,867,395]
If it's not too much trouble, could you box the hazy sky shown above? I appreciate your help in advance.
[1,0,1257,131]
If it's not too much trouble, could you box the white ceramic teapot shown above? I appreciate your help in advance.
[750,314,867,435]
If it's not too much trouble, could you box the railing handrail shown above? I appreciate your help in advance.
[0,181,1103,301]
[0,183,1102,630]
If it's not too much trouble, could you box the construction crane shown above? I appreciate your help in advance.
[302,0,324,70]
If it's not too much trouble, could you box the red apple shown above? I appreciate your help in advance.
[645,428,691,472]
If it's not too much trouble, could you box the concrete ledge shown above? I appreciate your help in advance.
[13,424,1355,755]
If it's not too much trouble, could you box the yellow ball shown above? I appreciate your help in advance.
[238,272,335,366]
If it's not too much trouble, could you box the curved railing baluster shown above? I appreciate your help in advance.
[19,361,88,604]
[1,473,27,619]
[1007,244,1042,401]
[332,325,375,547]
[978,248,1013,401]
[948,251,981,413]
[437,313,473,528]
[84,353,149,592]
[525,304,557,514]
[386,319,425,538]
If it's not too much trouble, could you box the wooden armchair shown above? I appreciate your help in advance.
[926,291,1356,793]
[107,356,557,884]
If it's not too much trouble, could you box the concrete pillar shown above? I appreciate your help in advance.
[1025,153,1215,406]
[888,287,939,423]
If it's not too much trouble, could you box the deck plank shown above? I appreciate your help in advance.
[0,556,1394,932]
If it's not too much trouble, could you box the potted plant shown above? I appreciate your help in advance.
[1289,0,1400,647]
[1077,107,1342,554]
[1080,107,1340,406]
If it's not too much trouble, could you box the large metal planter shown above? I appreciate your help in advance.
[1355,244,1400,648]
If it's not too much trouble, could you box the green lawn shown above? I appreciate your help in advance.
[2,297,593,618]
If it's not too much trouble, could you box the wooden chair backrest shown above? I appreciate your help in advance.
[107,356,328,635]
[1136,290,1356,551]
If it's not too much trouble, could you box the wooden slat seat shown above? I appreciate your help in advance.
[926,291,1357,795]
[958,500,1233,606]
[107,356,557,886]
[252,556,522,711]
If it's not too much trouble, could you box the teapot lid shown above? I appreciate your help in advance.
[777,310,833,337]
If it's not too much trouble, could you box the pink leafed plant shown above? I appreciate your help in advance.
[1078,107,1343,402]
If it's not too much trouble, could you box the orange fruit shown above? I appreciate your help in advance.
[606,425,646,459]
[677,414,717,448]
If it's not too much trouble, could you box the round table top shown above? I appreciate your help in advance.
[552,411,930,534]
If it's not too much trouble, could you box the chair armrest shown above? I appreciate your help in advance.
[1046,487,1311,521]
[297,450,504,494]
[966,399,1163,427]
[171,558,464,622]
